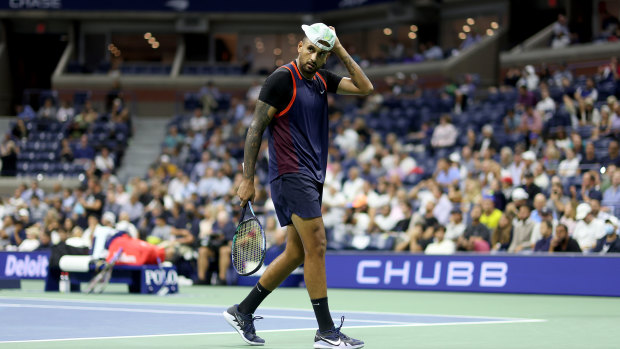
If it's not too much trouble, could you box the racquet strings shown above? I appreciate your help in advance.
[233,219,264,274]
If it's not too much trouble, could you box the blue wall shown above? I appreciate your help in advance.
[325,253,620,297]
[0,251,50,280]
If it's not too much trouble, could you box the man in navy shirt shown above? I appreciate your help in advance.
[601,140,620,168]
[593,220,620,253]
[73,134,95,161]
[224,23,372,349]
[534,220,554,252]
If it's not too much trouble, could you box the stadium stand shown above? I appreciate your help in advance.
[1,0,619,287]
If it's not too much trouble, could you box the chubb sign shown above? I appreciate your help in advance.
[356,260,507,287]
[325,253,620,296]
[1,252,50,279]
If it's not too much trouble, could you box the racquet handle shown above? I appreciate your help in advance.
[239,201,257,224]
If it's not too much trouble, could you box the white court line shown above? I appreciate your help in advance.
[0,319,546,344]
[0,303,411,325]
[0,296,543,322]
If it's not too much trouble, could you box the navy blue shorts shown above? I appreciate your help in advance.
[270,173,323,227]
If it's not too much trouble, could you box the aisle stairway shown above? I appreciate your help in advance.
[116,117,169,182]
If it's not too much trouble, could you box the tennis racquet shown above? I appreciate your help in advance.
[232,201,266,276]
[84,248,123,294]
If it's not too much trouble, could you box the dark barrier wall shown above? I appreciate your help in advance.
[325,253,620,297]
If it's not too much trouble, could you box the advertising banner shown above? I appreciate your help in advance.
[0,251,50,280]
[325,253,620,297]
[141,265,178,294]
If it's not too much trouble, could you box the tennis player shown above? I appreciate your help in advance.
[223,23,373,348]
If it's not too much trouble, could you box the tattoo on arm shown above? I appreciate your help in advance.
[336,48,372,93]
[341,55,357,80]
[243,100,274,179]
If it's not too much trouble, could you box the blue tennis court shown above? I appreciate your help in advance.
[11,281,620,349]
[0,282,541,344]
[0,296,541,344]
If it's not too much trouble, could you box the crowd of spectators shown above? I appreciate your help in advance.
[550,10,620,48]
[1,55,620,285]
[6,89,133,178]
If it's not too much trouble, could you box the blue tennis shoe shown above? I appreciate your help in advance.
[223,304,265,346]
[314,316,364,348]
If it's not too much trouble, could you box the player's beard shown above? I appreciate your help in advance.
[300,58,323,76]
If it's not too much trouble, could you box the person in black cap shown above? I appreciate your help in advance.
[521,171,541,206]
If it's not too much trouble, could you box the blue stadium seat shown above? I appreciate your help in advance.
[96,61,111,74]
[67,61,83,73]
[182,66,198,75]
[73,91,91,108]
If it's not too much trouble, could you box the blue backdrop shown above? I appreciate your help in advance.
[325,253,620,297]
[0,251,50,280]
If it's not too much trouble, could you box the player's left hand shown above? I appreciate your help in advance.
[328,26,342,50]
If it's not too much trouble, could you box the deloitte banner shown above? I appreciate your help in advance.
[326,253,620,297]
[0,251,50,280]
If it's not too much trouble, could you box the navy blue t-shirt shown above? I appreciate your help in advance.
[10,229,26,246]
[259,61,342,184]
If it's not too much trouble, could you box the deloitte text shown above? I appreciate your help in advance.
[3,254,49,278]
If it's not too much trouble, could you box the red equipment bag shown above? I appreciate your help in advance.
[106,234,166,265]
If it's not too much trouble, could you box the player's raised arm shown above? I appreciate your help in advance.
[329,26,374,96]
[238,100,277,206]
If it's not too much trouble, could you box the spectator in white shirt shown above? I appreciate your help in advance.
[115,211,139,238]
[189,107,209,133]
[432,185,453,226]
[431,114,458,149]
[342,167,366,203]
[445,209,466,240]
[191,151,220,182]
[518,65,540,91]
[197,167,218,198]
[423,41,443,60]
[322,184,347,234]
[334,121,359,154]
[167,171,185,198]
[533,161,550,190]
[56,100,75,122]
[558,148,580,178]
[536,88,556,121]
[18,225,41,252]
[358,133,383,164]
[508,152,525,186]
[425,225,456,254]
[371,204,400,233]
[573,203,606,251]
[94,147,115,173]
